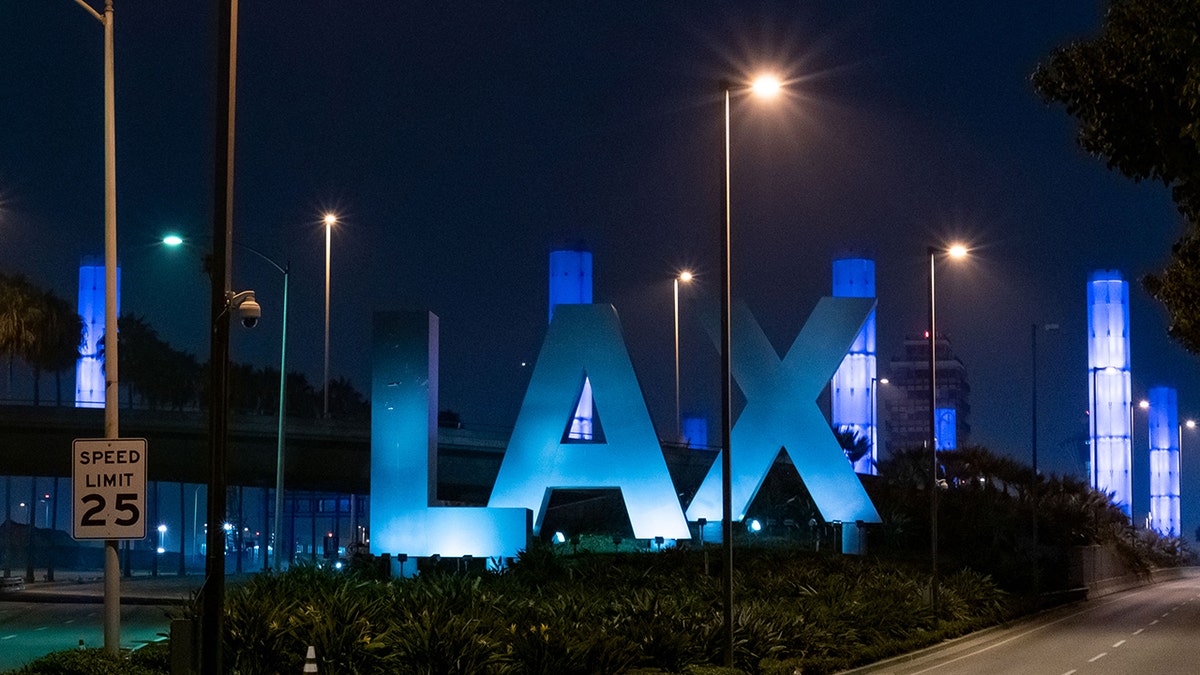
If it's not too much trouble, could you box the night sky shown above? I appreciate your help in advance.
[2,3,1196,532]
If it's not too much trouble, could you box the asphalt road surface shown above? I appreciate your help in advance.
[854,576,1200,675]
[0,601,170,671]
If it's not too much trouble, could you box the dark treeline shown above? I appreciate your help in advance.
[0,274,368,418]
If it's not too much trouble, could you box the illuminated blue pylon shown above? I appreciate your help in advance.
[686,297,882,527]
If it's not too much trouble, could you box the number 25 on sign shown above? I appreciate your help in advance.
[72,438,147,540]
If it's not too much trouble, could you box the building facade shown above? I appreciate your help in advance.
[882,333,971,453]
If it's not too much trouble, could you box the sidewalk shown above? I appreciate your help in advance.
[0,570,255,605]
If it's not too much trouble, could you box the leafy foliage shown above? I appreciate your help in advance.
[161,549,1012,675]
[7,647,163,675]
[1033,0,1200,354]
[1033,0,1200,221]
[874,444,1190,592]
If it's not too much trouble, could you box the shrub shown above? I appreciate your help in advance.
[8,648,160,675]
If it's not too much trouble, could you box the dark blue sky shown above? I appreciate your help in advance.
[2,2,1196,524]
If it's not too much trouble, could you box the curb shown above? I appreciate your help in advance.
[838,566,1200,674]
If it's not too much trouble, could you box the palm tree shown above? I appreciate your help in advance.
[118,313,201,410]
[26,289,84,406]
[834,426,872,466]
[0,274,44,400]
[325,376,369,419]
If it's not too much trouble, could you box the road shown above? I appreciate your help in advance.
[0,601,171,671]
[854,576,1200,674]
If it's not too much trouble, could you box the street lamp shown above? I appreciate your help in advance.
[674,270,693,441]
[870,377,888,472]
[163,234,291,573]
[928,243,967,617]
[1030,322,1059,601]
[719,72,782,667]
[323,212,337,418]
[66,0,121,655]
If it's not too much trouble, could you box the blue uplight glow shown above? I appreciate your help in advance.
[490,304,690,540]
[1147,386,1181,536]
[686,298,882,551]
[75,257,119,409]
[935,408,956,451]
[369,311,529,560]
[831,258,878,475]
[1088,270,1132,517]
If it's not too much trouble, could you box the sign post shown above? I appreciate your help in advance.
[72,439,147,541]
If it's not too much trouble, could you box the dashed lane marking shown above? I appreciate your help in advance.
[1133,628,1145,635]
[1112,640,1126,648]
[1088,653,1108,663]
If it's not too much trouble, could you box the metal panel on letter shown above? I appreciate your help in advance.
[687,297,881,526]
[489,304,690,540]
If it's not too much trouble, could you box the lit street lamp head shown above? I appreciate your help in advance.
[751,75,782,98]
[323,213,338,227]
[679,270,693,283]
[163,234,184,247]
[948,244,968,259]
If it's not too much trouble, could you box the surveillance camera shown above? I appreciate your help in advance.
[228,290,261,328]
[239,298,261,328]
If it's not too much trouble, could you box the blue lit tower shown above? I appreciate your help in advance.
[831,257,877,474]
[75,255,119,408]
[1088,270,1132,517]
[1147,386,1181,536]
[549,246,594,440]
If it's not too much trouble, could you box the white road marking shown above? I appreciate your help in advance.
[1088,653,1107,663]
[1112,640,1126,648]
[1,635,15,640]
[894,587,1184,675]
[1061,670,1077,675]
[34,626,48,632]
[1133,628,1144,635]
[1162,612,1170,617]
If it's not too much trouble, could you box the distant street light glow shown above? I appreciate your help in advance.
[948,244,968,259]
[163,235,183,246]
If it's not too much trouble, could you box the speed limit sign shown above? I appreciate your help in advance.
[72,438,147,540]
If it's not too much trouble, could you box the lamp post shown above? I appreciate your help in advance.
[870,377,888,473]
[202,0,238,669]
[163,235,290,573]
[674,270,693,441]
[1030,322,1058,602]
[719,73,781,668]
[928,243,966,617]
[323,213,337,418]
[66,0,120,655]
